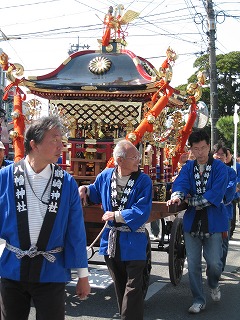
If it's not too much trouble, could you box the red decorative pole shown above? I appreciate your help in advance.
[11,93,25,161]
[0,50,26,162]
[171,98,197,172]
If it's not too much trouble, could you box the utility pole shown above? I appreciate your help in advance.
[206,0,219,148]
[68,37,90,55]
[233,104,239,171]
[0,29,21,41]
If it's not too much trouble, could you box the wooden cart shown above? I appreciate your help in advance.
[83,201,188,293]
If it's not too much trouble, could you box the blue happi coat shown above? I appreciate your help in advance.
[0,163,88,282]
[172,159,229,233]
[224,166,237,220]
[88,168,152,261]
[0,159,13,169]
[234,162,240,200]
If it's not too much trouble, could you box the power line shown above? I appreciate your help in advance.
[0,0,239,86]
[0,0,61,10]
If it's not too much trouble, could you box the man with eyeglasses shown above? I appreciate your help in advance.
[167,129,229,314]
[79,139,152,320]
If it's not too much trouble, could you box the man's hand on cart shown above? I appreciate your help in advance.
[79,185,88,206]
[166,197,182,206]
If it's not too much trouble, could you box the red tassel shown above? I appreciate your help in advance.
[102,28,111,46]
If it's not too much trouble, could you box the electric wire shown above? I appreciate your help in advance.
[0,0,239,81]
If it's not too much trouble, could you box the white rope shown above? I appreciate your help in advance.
[87,221,108,250]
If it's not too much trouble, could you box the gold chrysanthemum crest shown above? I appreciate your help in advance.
[89,56,112,74]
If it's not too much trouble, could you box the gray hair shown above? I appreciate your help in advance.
[113,139,137,165]
[24,116,63,154]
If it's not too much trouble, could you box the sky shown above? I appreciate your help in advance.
[0,0,239,97]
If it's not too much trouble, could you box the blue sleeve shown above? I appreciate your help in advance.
[88,168,113,205]
[64,176,88,269]
[237,163,240,183]
[172,161,193,196]
[224,168,237,204]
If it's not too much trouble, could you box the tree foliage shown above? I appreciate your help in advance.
[216,115,240,151]
[191,51,240,116]
[177,51,240,150]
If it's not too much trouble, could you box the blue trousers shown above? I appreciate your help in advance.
[222,219,231,271]
[184,232,223,305]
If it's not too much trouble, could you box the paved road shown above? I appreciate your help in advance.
[26,223,240,320]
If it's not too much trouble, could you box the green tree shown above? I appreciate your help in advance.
[188,51,240,116]
[177,51,240,148]
[216,115,240,151]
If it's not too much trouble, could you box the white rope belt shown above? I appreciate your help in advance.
[6,243,63,263]
[106,223,145,258]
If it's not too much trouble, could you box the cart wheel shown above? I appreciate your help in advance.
[87,246,95,260]
[168,217,186,286]
[143,229,152,299]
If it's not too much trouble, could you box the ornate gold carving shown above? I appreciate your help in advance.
[186,83,202,102]
[147,114,155,124]
[106,44,113,52]
[6,63,24,83]
[81,86,97,91]
[127,132,137,142]
[63,57,71,65]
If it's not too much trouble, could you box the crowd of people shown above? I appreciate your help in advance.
[0,120,239,319]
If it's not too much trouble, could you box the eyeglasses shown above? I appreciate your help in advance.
[191,145,209,153]
[125,155,142,161]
